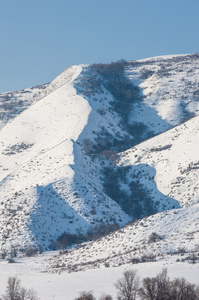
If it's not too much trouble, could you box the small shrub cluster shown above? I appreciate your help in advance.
[75,291,113,300]
[148,232,163,243]
[25,245,38,257]
[2,142,34,156]
[0,244,43,260]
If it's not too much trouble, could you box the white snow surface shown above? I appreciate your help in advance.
[1,253,199,300]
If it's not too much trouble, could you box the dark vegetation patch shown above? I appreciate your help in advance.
[102,165,155,219]
[50,222,119,251]
[2,142,34,155]
[75,61,157,219]
[76,60,154,155]
[150,144,172,152]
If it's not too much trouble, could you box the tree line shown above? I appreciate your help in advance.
[74,268,199,300]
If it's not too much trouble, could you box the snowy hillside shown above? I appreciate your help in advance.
[0,53,199,256]
[127,53,199,127]
[0,65,130,253]
[118,115,199,208]
[47,204,199,273]
[0,83,48,129]
[47,109,199,273]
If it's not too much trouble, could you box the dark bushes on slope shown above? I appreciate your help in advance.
[55,222,119,250]
[102,165,155,219]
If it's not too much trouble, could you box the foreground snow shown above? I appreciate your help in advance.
[0,253,199,300]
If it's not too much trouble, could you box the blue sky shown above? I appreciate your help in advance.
[1,0,199,93]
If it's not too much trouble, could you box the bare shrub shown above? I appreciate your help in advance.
[115,269,139,300]
[189,253,197,264]
[37,244,44,254]
[26,288,39,300]
[0,249,7,259]
[148,232,163,243]
[99,294,113,300]
[75,291,96,300]
[10,244,18,258]
[7,258,15,264]
[97,108,106,116]
[83,138,94,155]
[25,245,37,257]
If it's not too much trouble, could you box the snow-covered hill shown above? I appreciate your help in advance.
[0,53,199,256]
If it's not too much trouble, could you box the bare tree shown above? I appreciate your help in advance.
[115,269,139,300]
[170,277,199,300]
[26,288,39,300]
[139,268,170,300]
[139,268,199,300]
[3,276,21,300]
[2,277,39,300]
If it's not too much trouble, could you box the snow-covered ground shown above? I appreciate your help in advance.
[1,253,199,300]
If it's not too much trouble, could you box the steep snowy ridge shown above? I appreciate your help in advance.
[0,65,130,252]
[0,65,90,249]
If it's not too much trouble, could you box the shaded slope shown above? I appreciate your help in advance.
[118,115,199,208]
[47,203,199,273]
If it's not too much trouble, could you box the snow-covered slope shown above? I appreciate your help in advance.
[127,53,199,128]
[0,65,130,253]
[0,83,48,129]
[118,115,199,208]
[0,53,199,255]
[47,114,199,273]
[47,203,199,273]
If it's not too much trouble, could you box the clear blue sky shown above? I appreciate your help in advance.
[1,0,199,93]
